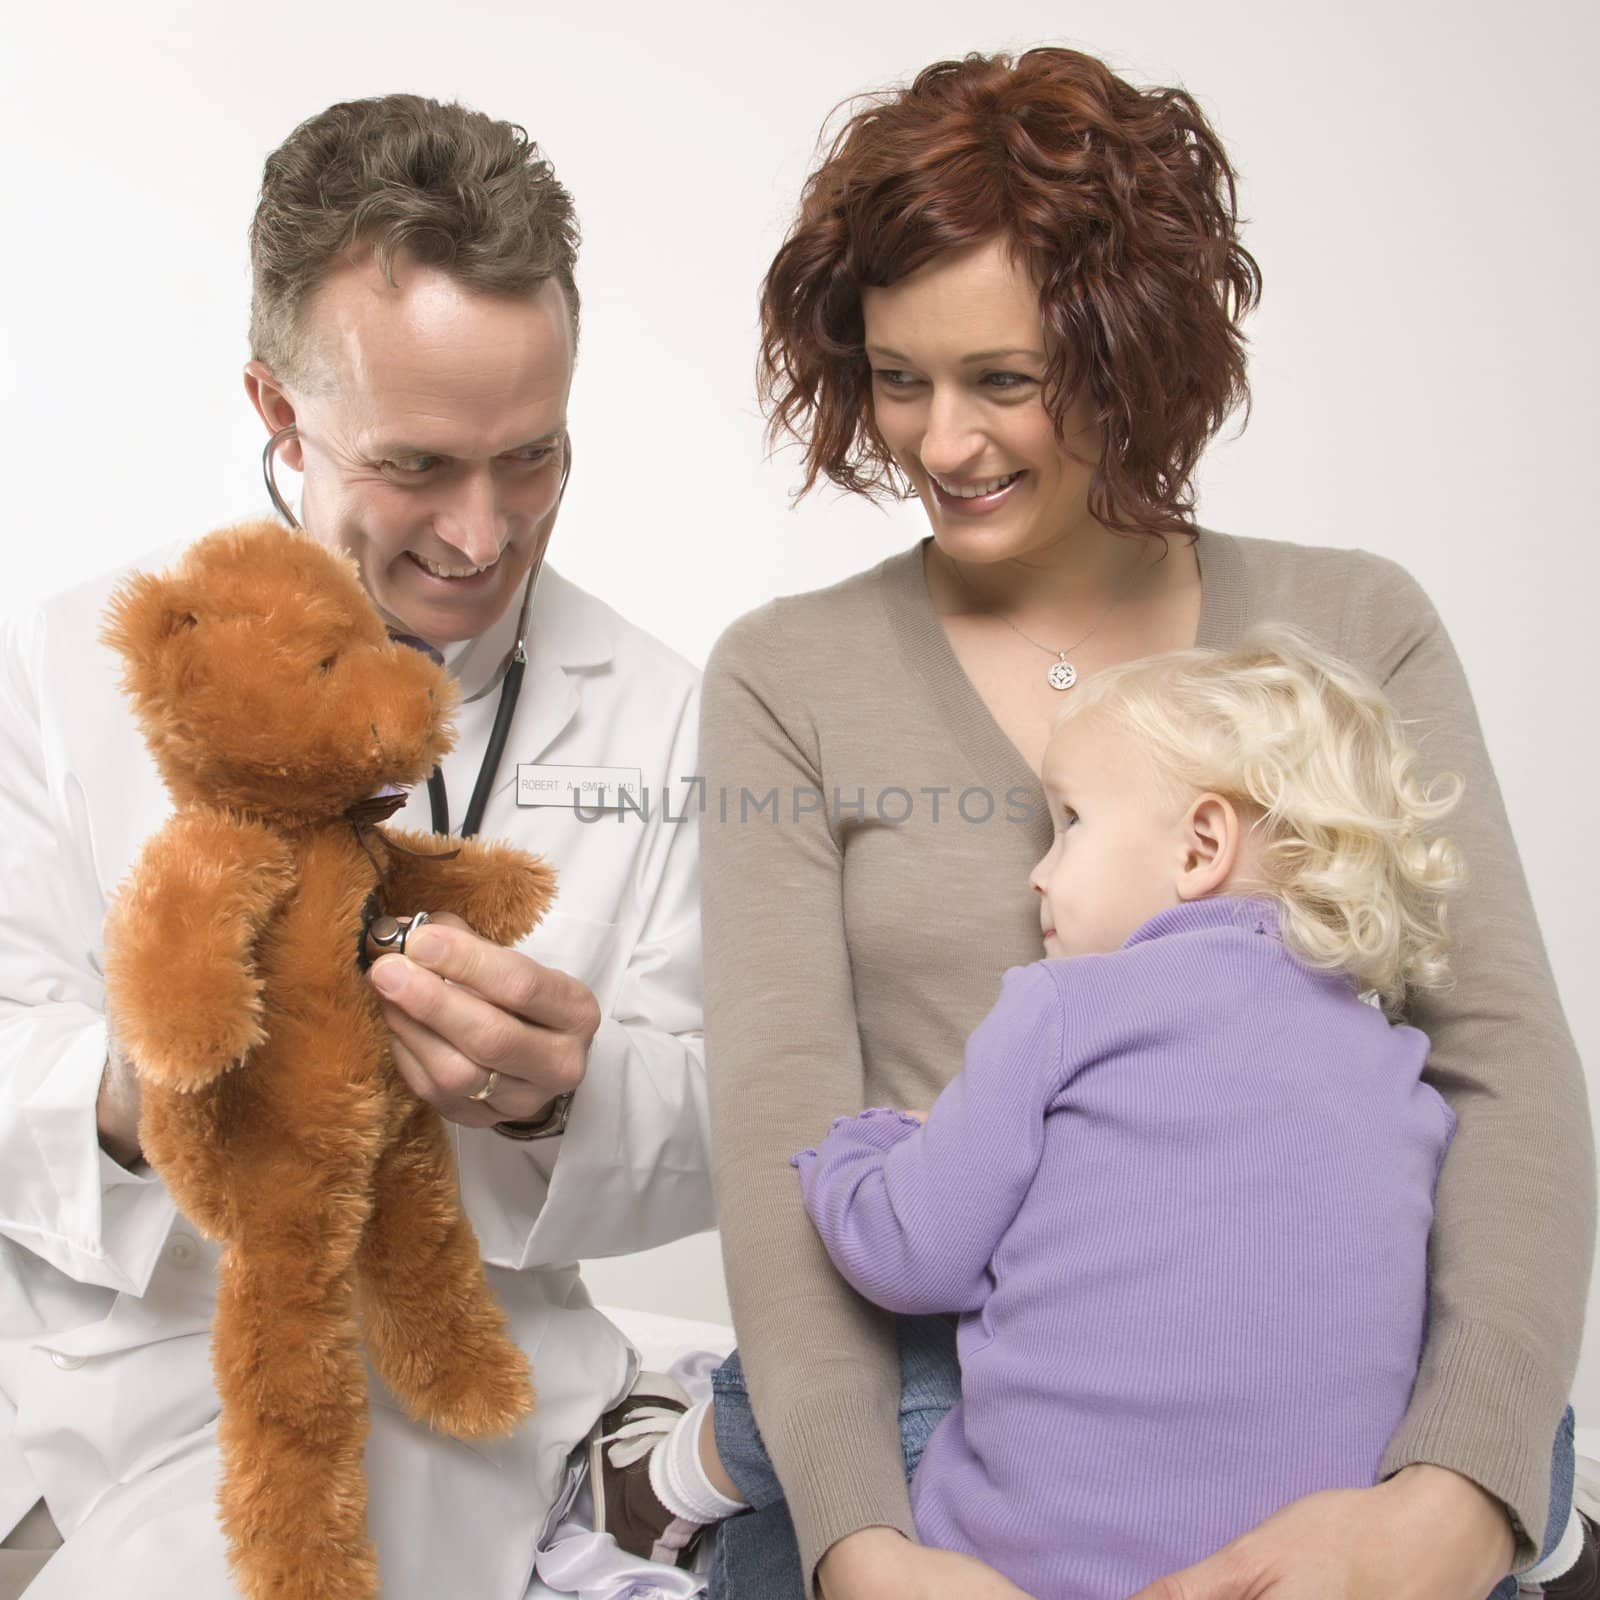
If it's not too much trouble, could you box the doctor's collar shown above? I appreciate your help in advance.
[444,561,613,704]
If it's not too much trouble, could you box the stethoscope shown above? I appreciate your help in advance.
[263,422,570,840]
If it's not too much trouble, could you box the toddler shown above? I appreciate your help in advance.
[788,623,1465,1597]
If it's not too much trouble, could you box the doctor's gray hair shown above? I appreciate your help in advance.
[249,94,581,385]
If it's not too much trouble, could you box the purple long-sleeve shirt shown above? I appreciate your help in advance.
[793,894,1455,1600]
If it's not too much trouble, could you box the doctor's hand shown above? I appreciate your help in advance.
[96,1026,146,1168]
[367,912,599,1129]
[1124,1464,1514,1600]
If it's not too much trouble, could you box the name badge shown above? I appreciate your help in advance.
[516,763,643,810]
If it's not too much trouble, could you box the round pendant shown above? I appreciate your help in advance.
[1047,655,1077,691]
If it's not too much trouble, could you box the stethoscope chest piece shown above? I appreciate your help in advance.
[362,910,431,968]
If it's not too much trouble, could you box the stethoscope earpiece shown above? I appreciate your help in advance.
[263,422,302,530]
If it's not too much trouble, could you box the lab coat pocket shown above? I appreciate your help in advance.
[522,914,625,1018]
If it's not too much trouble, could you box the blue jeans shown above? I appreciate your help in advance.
[708,1315,961,1597]
[707,1314,1577,1600]
[1489,1403,1577,1599]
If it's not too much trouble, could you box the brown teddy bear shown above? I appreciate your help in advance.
[100,520,557,1600]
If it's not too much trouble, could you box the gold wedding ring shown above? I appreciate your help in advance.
[468,1069,501,1104]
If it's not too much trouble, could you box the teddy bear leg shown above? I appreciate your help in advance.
[211,1208,379,1599]
[356,1101,535,1439]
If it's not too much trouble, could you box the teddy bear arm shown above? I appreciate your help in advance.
[376,827,556,947]
[103,812,298,1092]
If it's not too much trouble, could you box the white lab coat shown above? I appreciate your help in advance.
[0,542,715,1598]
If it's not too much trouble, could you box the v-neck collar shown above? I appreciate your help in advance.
[877,528,1251,849]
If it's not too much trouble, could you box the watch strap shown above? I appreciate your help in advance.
[491,1090,574,1141]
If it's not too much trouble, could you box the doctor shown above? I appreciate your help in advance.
[0,93,712,1598]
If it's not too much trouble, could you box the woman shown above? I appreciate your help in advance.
[699,47,1593,1600]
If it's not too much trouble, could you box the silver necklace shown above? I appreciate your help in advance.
[945,549,1147,691]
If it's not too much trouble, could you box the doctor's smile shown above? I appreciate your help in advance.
[405,547,507,584]
[409,546,502,576]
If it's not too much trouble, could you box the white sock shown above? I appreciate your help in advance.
[647,1398,745,1526]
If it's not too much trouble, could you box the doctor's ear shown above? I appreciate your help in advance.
[243,362,303,472]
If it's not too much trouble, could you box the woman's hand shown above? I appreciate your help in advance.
[1125,1464,1515,1600]
[818,1528,1034,1598]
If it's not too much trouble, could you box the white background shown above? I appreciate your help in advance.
[5,1,1597,1418]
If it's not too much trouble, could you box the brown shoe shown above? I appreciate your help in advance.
[587,1372,707,1569]
[1543,1512,1600,1600]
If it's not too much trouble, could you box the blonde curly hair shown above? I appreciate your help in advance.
[1057,623,1465,1016]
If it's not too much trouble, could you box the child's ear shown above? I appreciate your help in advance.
[1176,793,1240,899]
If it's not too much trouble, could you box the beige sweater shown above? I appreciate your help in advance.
[700,528,1595,1590]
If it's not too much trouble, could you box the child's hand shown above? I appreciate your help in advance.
[902,1109,929,1124]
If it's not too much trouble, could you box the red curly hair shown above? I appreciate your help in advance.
[758,48,1263,540]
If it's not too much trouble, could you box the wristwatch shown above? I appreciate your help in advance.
[491,1091,574,1141]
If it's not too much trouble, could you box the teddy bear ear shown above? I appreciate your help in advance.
[99,572,199,666]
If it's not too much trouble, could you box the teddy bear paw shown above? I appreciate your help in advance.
[404,1342,535,1440]
[121,1003,265,1092]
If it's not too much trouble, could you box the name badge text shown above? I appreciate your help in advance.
[516,763,644,810]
